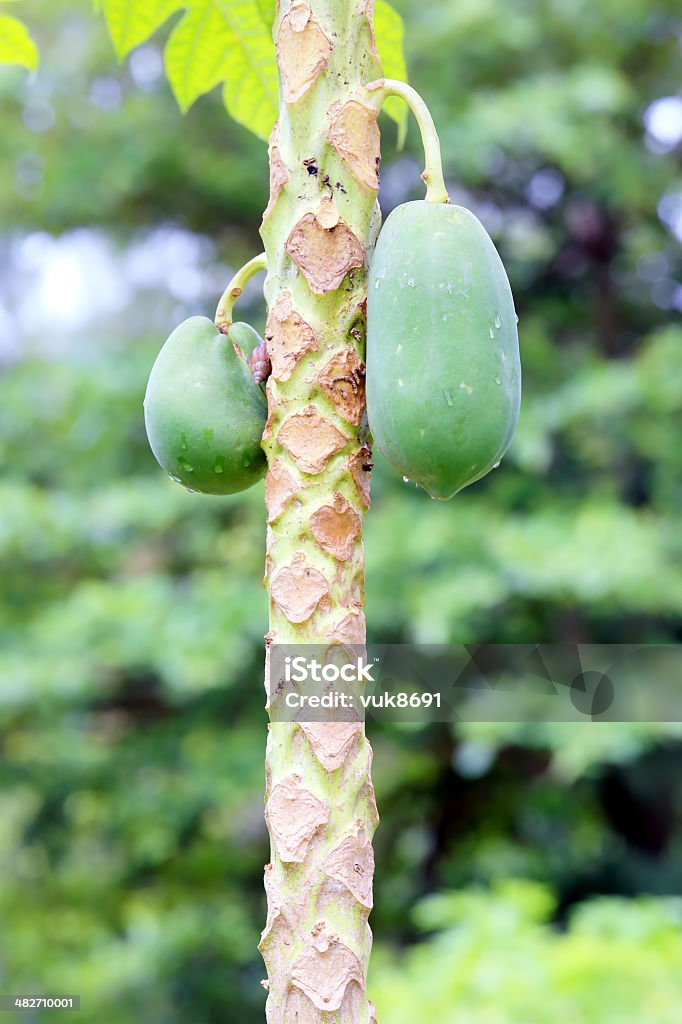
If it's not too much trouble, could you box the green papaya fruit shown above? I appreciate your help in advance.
[366,201,521,500]
[144,316,267,495]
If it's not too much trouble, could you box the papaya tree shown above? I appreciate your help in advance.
[1,1,520,1019]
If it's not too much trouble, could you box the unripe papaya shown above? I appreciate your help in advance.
[366,201,521,500]
[144,316,267,495]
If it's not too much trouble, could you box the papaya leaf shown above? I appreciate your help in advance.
[100,0,182,60]
[164,4,236,113]
[0,11,38,70]
[216,0,279,139]
[98,0,406,144]
[164,1,278,137]
[375,0,408,145]
[255,0,275,29]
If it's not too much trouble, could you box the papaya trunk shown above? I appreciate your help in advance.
[258,1,382,1020]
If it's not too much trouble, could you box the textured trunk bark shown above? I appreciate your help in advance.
[258,1,382,1021]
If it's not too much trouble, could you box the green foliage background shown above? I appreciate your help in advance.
[1,0,682,1020]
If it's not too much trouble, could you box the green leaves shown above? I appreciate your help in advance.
[163,0,278,136]
[372,882,682,1024]
[0,2,39,71]
[100,0,408,141]
[97,0,180,60]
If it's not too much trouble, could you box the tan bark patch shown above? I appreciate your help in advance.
[265,290,318,381]
[265,525,275,579]
[325,826,374,908]
[300,721,362,771]
[289,0,312,31]
[278,406,347,474]
[271,552,328,623]
[328,100,380,190]
[262,376,277,444]
[277,6,331,104]
[363,775,380,833]
[265,774,329,863]
[283,988,319,1024]
[310,493,362,561]
[291,934,363,1011]
[316,194,340,228]
[365,0,379,57]
[259,863,293,949]
[262,122,288,223]
[265,459,298,522]
[286,213,364,295]
[328,611,367,646]
[317,349,366,425]
[348,446,372,506]
[315,593,333,621]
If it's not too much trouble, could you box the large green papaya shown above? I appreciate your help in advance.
[144,316,267,495]
[366,201,521,500]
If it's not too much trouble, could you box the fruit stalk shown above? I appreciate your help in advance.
[258,0,382,1021]
[216,252,268,328]
[367,78,449,204]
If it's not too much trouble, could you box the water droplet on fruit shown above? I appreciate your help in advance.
[374,279,380,289]
[243,455,251,468]
[442,313,448,322]
[177,457,194,472]
[515,314,519,324]
[214,456,225,474]
[407,278,416,288]
[180,433,188,451]
[168,474,182,484]
[444,389,453,406]
[493,460,501,469]
[489,328,495,339]
[402,475,410,483]
[494,375,501,385]
[494,315,502,329]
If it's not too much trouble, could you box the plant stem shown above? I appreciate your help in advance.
[367,77,449,204]
[215,252,267,327]
[258,1,382,1021]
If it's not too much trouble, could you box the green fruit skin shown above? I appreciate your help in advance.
[229,320,263,361]
[367,201,521,500]
[144,316,267,495]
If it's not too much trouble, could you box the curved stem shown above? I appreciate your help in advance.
[367,77,449,204]
[215,252,267,328]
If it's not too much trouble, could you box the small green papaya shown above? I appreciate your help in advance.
[144,316,267,495]
[366,201,521,500]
